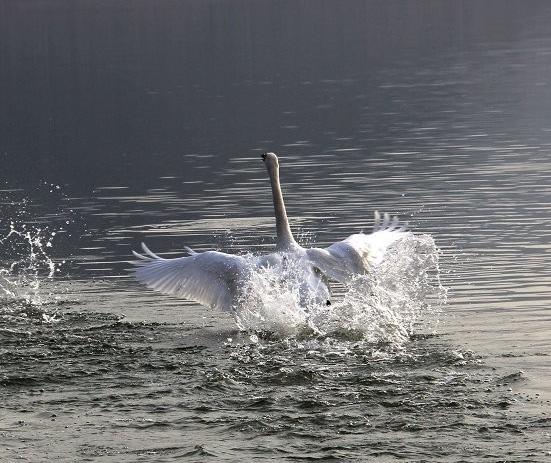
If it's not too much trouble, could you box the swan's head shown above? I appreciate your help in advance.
[261,152,279,170]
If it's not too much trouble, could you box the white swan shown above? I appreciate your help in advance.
[132,152,410,312]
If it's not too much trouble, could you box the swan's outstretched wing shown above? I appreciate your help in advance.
[132,243,248,311]
[306,211,411,283]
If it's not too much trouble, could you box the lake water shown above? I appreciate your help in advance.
[1,2,551,461]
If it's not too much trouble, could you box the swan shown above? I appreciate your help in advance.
[132,152,410,312]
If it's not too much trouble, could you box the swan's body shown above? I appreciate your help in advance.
[132,152,410,312]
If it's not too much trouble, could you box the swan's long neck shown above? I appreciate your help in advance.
[269,165,296,250]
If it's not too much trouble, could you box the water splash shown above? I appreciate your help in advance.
[0,222,59,301]
[0,189,70,322]
[235,257,311,337]
[235,233,446,344]
[310,234,446,343]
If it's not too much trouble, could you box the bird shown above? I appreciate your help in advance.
[131,152,410,313]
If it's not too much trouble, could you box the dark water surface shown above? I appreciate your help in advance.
[1,2,551,461]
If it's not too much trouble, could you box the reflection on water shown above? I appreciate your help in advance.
[1,1,551,461]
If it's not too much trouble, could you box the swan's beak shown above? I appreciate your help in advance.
[261,153,267,162]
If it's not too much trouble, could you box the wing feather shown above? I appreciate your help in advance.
[132,244,248,311]
[306,211,411,282]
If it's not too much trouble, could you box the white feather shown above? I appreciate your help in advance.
[306,211,411,282]
[133,246,250,311]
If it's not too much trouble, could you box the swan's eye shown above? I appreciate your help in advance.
[326,300,332,306]
[261,153,267,161]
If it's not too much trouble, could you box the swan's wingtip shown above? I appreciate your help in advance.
[184,246,198,256]
[132,250,147,259]
[141,242,164,260]
[131,250,153,265]
[372,211,410,233]
[131,242,165,264]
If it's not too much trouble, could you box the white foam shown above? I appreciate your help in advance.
[235,234,446,344]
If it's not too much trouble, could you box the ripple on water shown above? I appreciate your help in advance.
[2,24,551,461]
[0,301,548,461]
